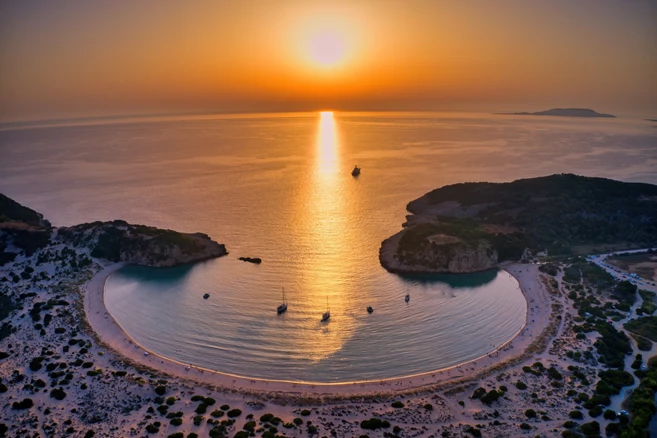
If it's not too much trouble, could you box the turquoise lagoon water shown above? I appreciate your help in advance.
[2,111,655,382]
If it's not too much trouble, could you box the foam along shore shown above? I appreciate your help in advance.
[85,262,554,395]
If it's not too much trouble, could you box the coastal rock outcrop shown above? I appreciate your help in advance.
[379,228,498,274]
[0,194,52,264]
[58,221,227,267]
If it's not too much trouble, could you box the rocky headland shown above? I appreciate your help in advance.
[380,174,657,274]
[1,194,227,268]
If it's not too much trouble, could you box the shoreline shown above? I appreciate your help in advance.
[84,262,553,395]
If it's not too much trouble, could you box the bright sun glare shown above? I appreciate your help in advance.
[308,31,346,68]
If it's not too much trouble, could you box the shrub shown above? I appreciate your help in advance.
[226,409,242,418]
[29,357,44,371]
[154,385,166,395]
[169,418,182,426]
[190,395,204,402]
[166,433,183,438]
[603,410,616,420]
[569,410,583,420]
[547,367,563,380]
[515,381,527,390]
[206,409,222,419]
[50,388,67,400]
[562,420,576,428]
[203,397,216,405]
[525,409,536,418]
[464,425,482,437]
[423,403,433,410]
[145,423,159,433]
[588,406,602,418]
[300,409,311,416]
[480,390,502,405]
[391,401,404,408]
[260,413,274,422]
[195,404,207,414]
[188,434,198,438]
[360,418,390,430]
[580,421,600,436]
[293,417,303,426]
[471,387,487,399]
[519,423,531,430]
[220,404,230,411]
[243,421,256,432]
[193,415,203,426]
[12,398,34,410]
[166,396,176,406]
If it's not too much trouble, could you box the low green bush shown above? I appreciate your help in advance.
[360,418,390,430]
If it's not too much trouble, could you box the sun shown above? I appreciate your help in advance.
[307,30,346,68]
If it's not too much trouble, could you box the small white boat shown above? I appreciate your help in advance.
[351,165,361,177]
[321,296,330,321]
[277,287,288,314]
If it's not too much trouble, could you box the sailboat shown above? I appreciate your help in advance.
[321,296,330,322]
[277,287,288,314]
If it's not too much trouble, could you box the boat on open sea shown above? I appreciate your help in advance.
[321,296,330,321]
[405,294,410,303]
[277,287,288,314]
[367,306,374,314]
[351,165,361,176]
[203,293,210,299]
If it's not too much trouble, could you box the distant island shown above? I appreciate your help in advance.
[380,174,657,274]
[500,108,616,118]
[0,193,227,267]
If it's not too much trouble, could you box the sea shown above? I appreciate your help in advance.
[1,111,655,382]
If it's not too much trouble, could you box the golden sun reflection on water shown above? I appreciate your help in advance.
[297,111,356,363]
[317,111,339,174]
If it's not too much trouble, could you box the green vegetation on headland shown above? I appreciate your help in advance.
[0,194,52,262]
[0,193,227,268]
[380,174,657,273]
[59,220,227,267]
[625,316,657,342]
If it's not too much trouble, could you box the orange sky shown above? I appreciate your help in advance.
[1,0,656,122]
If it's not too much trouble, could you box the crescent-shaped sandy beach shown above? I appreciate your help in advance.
[85,262,555,396]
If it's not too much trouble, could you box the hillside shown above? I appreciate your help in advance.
[0,194,52,263]
[0,194,227,267]
[57,221,227,267]
[380,174,657,274]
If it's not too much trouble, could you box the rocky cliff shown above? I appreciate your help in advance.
[379,223,499,274]
[379,228,498,274]
[57,220,227,267]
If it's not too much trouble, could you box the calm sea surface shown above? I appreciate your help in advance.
[2,112,656,382]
